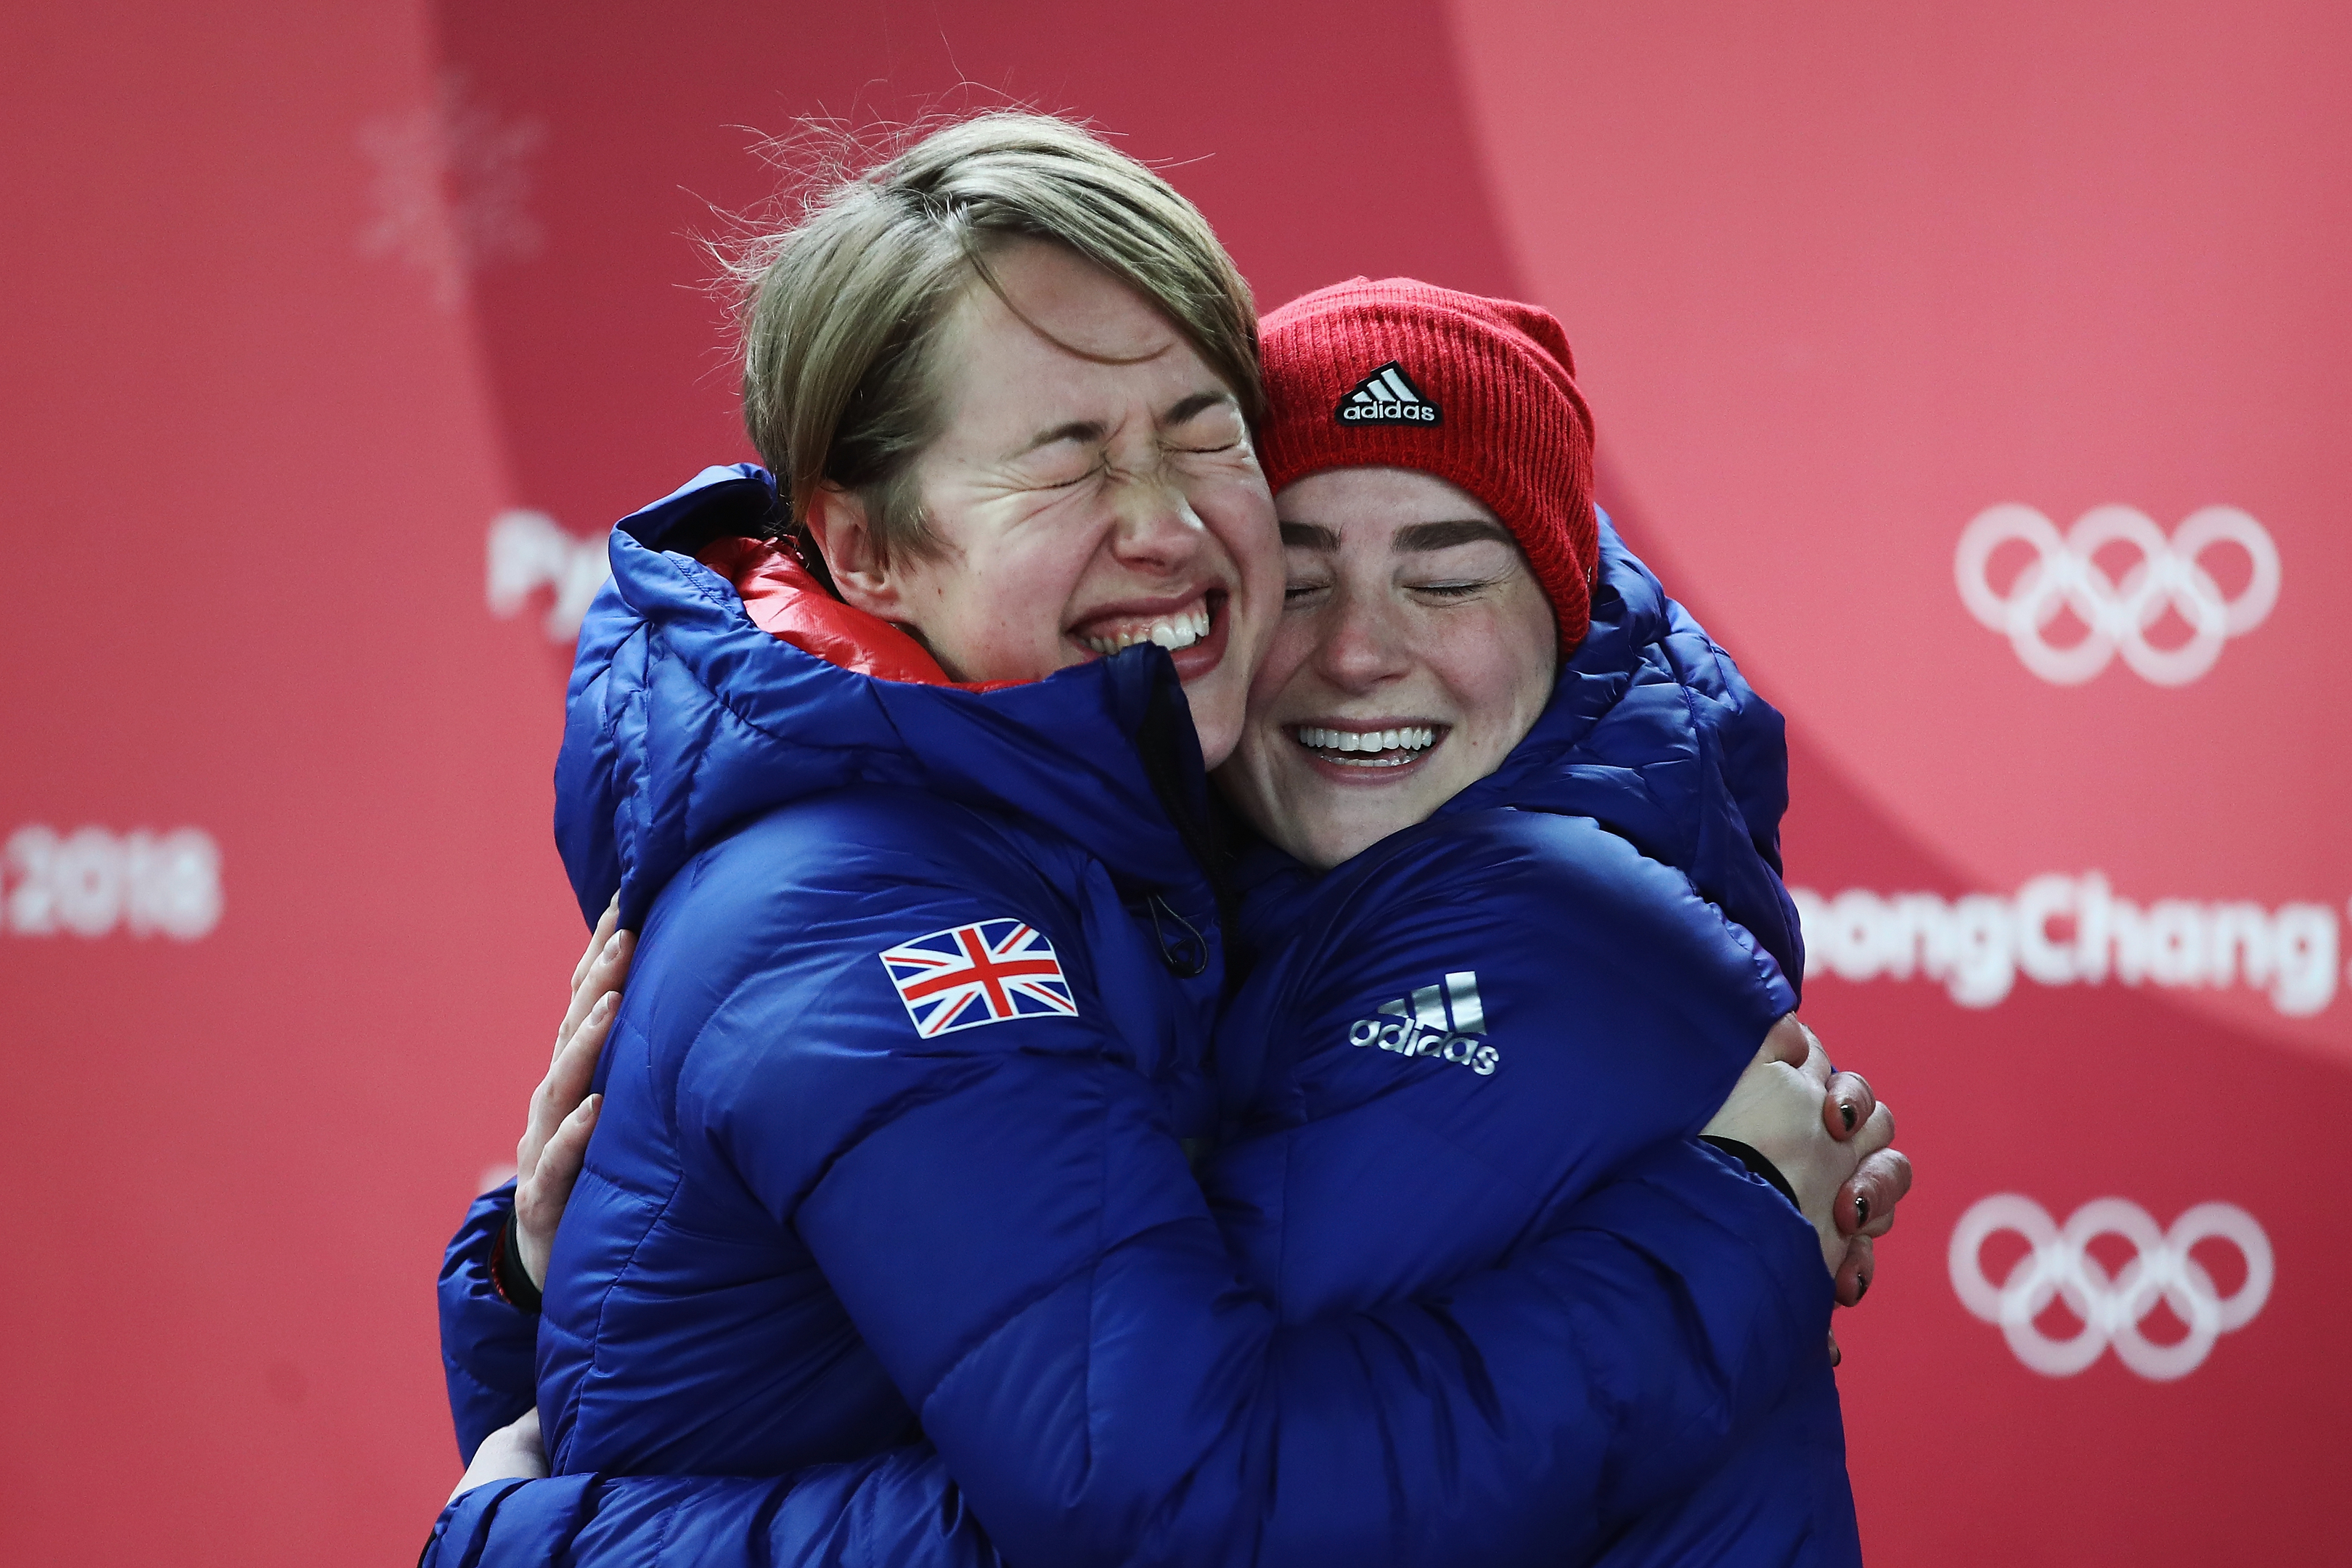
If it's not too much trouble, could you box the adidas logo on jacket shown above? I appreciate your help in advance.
[1347,969,1500,1074]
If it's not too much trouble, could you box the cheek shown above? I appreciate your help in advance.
[1517,654,1559,723]
[1196,471,1281,590]
[915,483,1093,650]
[1247,616,1318,711]
[964,531,1096,648]
[1435,618,1556,754]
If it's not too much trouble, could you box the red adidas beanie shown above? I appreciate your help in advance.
[1255,277,1598,648]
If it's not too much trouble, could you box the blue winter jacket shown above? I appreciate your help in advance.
[428,467,1844,1567]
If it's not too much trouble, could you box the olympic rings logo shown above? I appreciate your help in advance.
[1948,1195,2272,1381]
[1953,505,2279,685]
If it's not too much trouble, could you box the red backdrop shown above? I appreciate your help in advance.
[4,2,2345,1562]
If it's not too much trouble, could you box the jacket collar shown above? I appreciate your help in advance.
[1436,512,1674,820]
[562,466,1217,926]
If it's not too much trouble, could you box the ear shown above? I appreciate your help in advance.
[804,486,905,620]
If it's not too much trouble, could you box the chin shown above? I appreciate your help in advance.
[1280,812,1376,873]
[1185,690,1247,769]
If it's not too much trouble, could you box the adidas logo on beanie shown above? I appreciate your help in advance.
[1336,361,1442,425]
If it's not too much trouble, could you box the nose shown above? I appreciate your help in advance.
[1107,470,1209,573]
[1313,581,1412,693]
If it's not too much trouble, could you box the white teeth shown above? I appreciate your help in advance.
[1080,603,1212,657]
[1290,724,1440,762]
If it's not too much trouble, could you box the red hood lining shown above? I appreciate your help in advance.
[695,536,1025,692]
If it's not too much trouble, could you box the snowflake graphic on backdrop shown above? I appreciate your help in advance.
[357,72,545,310]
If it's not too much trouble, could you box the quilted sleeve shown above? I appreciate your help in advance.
[417,1146,1820,1568]
[438,1183,539,1464]
[422,1448,1003,1568]
[1654,584,1793,875]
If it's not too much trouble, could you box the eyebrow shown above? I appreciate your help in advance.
[1395,518,1514,552]
[1278,517,1514,553]
[1013,418,1110,459]
[1160,389,1237,428]
[1012,391,1237,460]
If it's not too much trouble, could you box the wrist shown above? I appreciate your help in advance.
[489,1204,544,1315]
[1697,1135,1800,1211]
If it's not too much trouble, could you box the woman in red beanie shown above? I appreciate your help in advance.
[1221,276,1897,1563]
[438,270,1908,1568]
[1222,277,1606,865]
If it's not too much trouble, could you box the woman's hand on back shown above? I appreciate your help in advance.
[1789,1018,1912,1306]
[449,1408,549,1502]
[511,898,636,1289]
[1701,1016,1902,1287]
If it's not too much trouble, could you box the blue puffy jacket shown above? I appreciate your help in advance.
[1201,520,1858,1567]
[428,468,1844,1567]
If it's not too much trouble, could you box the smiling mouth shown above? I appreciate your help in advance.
[1290,724,1445,768]
[1075,592,1221,656]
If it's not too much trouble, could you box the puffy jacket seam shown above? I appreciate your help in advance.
[657,631,886,770]
[1272,1096,1298,1307]
[441,1357,520,1406]
[641,1484,683,1567]
[1291,1075,1553,1217]
[1614,1160,1821,1349]
[565,1159,666,1205]
[564,1050,695,1450]
[563,1170,688,1451]
[1543,1206,1733,1471]
[1081,1058,1108,1501]
[640,1206,766,1247]
[924,1210,1209,1405]
[1673,680,1790,1008]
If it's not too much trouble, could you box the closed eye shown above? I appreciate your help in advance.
[1162,396,1248,458]
[1021,452,1107,491]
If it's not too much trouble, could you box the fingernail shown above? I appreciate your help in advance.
[1839,1101,1857,1132]
[584,1093,601,1116]
[592,992,616,1020]
[1854,1194,1870,1225]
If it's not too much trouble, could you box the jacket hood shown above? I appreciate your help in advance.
[555,465,1215,928]
[1450,513,1802,981]
[1236,513,1804,987]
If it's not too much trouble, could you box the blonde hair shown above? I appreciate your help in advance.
[730,112,1262,589]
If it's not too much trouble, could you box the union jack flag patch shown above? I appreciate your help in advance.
[878,919,1079,1038]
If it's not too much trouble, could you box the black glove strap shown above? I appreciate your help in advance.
[491,1203,544,1315]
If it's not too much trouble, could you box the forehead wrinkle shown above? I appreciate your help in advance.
[966,241,1177,370]
[1010,305,1175,368]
